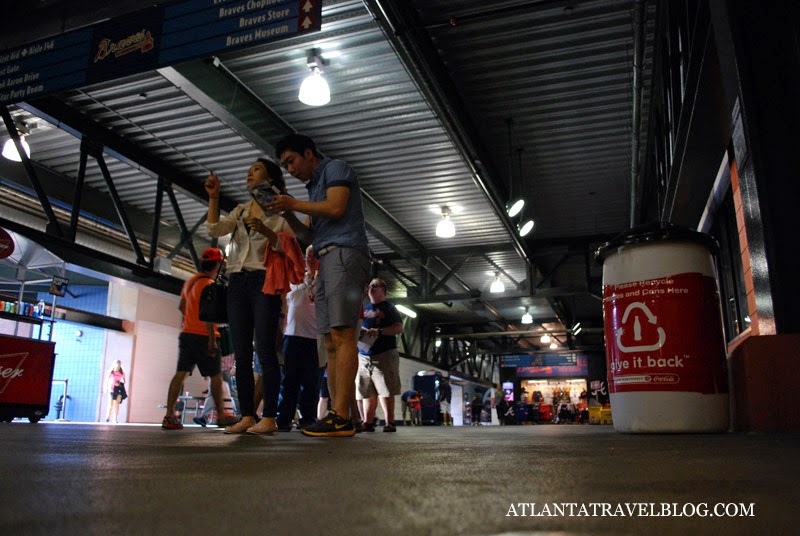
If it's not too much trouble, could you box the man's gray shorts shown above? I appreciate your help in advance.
[316,247,370,333]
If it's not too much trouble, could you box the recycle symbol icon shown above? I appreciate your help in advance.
[615,302,666,353]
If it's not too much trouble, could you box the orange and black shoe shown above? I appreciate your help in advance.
[216,413,239,427]
[301,410,355,437]
[162,415,184,430]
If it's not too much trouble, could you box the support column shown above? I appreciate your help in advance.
[711,0,800,431]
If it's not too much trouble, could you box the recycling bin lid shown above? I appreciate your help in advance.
[595,221,719,264]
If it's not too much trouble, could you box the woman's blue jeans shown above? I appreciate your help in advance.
[227,271,282,418]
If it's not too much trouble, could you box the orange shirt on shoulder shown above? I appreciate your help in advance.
[181,274,220,337]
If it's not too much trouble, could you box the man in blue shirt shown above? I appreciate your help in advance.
[269,134,371,437]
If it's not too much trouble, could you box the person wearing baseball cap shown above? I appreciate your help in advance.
[162,247,238,430]
[201,247,224,262]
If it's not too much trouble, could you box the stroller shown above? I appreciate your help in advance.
[557,402,575,424]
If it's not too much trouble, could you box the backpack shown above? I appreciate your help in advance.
[198,274,228,323]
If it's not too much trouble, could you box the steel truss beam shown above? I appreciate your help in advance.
[2,106,64,237]
[0,216,183,294]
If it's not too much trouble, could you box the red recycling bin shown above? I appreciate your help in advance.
[596,223,729,433]
[0,334,56,423]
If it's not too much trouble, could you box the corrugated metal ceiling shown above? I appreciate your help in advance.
[0,0,655,351]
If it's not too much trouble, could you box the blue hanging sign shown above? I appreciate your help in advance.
[0,0,322,105]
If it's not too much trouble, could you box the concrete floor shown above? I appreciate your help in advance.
[0,422,796,535]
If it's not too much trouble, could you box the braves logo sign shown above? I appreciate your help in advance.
[94,29,154,63]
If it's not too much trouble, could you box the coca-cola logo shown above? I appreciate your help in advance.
[0,352,27,394]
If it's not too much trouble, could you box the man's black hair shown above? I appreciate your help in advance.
[275,133,320,160]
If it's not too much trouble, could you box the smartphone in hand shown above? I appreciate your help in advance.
[248,183,276,206]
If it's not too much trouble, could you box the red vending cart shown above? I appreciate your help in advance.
[0,334,56,423]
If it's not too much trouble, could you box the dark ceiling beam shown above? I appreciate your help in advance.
[379,260,420,290]
[378,233,618,261]
[163,184,201,269]
[421,1,591,30]
[482,253,520,288]
[95,152,147,266]
[2,106,64,237]
[158,60,289,159]
[68,137,90,242]
[429,251,473,294]
[536,253,571,289]
[0,157,183,247]
[398,286,590,306]
[18,98,238,214]
[0,215,184,295]
[363,0,533,265]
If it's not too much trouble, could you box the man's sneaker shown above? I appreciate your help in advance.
[162,415,183,430]
[193,416,207,427]
[301,410,355,437]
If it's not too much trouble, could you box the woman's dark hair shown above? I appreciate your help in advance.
[275,133,320,160]
[257,158,286,194]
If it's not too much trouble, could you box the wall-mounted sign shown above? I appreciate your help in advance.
[0,0,323,105]
[515,363,588,378]
[0,227,14,260]
[502,353,580,368]
[48,276,69,297]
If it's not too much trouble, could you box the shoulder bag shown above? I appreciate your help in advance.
[199,272,228,323]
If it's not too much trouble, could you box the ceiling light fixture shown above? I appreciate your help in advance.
[2,121,32,162]
[518,219,534,237]
[514,147,535,237]
[507,198,525,217]
[521,307,533,324]
[298,48,330,106]
[435,206,456,238]
[572,322,582,336]
[540,333,551,344]
[395,304,418,318]
[490,272,505,293]
[549,341,558,349]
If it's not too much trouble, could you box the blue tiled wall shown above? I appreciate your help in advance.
[38,286,109,422]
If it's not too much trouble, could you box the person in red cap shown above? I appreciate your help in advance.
[162,247,239,430]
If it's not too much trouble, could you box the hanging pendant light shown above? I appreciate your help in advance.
[436,206,456,238]
[490,272,505,293]
[298,48,330,106]
[521,307,533,324]
[2,121,33,162]
[2,137,30,161]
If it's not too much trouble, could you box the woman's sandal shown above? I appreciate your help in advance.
[224,418,255,434]
[246,419,278,435]
[383,423,396,433]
